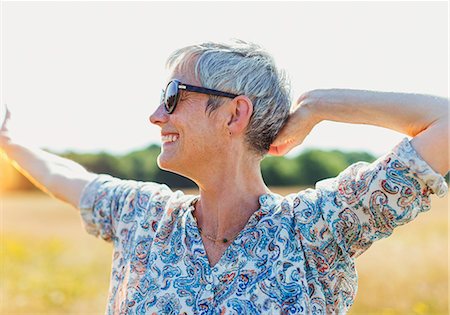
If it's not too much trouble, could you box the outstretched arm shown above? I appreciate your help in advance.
[270,89,449,176]
[0,105,96,208]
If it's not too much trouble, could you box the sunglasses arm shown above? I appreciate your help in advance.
[179,84,238,99]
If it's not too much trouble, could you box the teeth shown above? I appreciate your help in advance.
[162,134,179,143]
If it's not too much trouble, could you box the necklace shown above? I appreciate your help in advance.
[190,197,241,244]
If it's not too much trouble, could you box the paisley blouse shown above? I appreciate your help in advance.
[79,137,448,315]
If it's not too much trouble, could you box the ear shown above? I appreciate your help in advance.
[226,95,253,135]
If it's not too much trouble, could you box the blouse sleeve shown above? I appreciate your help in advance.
[315,137,448,259]
[78,174,173,242]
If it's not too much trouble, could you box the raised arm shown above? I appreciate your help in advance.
[0,105,97,208]
[270,89,449,176]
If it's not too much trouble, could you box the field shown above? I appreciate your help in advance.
[1,188,448,314]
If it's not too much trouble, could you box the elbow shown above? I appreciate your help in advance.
[408,106,449,137]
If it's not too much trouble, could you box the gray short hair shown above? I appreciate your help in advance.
[166,39,291,157]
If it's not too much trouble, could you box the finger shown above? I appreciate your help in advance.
[1,104,10,132]
[268,145,282,156]
[271,137,295,149]
[268,143,291,156]
[5,104,11,120]
[268,147,277,156]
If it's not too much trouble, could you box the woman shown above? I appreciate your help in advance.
[1,40,448,314]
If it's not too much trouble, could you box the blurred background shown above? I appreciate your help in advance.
[1,1,448,314]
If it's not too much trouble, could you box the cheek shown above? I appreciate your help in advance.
[173,106,224,150]
[180,112,212,137]
[184,124,224,154]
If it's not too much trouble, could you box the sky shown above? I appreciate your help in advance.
[1,1,448,157]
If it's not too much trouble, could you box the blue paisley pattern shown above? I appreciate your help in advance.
[79,138,447,314]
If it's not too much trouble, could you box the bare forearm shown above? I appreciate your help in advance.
[271,88,449,175]
[307,89,448,136]
[302,88,449,175]
[1,140,96,207]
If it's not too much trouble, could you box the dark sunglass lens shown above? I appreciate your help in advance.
[164,81,179,113]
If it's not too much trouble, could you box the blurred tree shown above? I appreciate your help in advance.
[0,144,399,191]
[261,156,300,186]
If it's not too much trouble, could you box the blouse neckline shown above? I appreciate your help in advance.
[184,192,281,269]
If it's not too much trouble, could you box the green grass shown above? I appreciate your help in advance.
[1,191,112,314]
[2,234,111,314]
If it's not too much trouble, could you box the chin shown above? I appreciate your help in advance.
[157,152,185,175]
[157,153,198,185]
[157,153,173,170]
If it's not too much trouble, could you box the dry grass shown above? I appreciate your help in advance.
[0,188,448,314]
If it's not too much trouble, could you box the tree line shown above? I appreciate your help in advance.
[4,144,448,190]
[1,144,384,191]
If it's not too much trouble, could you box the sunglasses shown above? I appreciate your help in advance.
[161,79,239,114]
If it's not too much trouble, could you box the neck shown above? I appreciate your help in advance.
[191,158,271,241]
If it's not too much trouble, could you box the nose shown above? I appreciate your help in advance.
[149,103,169,126]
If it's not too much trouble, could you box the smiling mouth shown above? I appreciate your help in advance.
[161,134,179,144]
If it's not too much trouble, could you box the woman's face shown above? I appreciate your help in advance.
[149,68,230,179]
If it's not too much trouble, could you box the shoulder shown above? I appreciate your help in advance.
[79,174,192,230]
[79,174,176,209]
[285,188,322,219]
